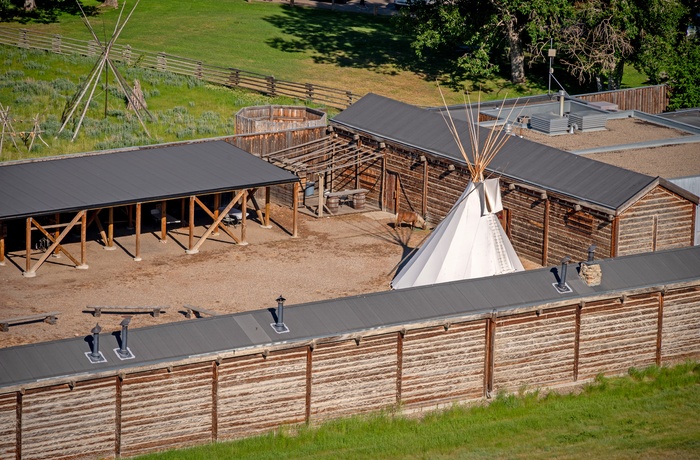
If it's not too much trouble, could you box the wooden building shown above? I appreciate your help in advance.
[0,246,699,459]
[328,94,698,266]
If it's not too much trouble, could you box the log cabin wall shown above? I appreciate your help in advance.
[577,294,659,380]
[617,186,695,256]
[500,187,547,264]
[493,306,577,393]
[546,199,613,265]
[0,392,15,460]
[217,348,307,441]
[21,378,116,460]
[309,334,397,423]
[119,363,213,458]
[661,287,700,362]
[400,322,486,409]
[2,283,699,459]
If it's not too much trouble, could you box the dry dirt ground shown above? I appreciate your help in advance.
[0,207,440,348]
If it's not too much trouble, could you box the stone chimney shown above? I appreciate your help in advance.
[580,262,602,286]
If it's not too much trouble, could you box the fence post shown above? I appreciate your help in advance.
[267,76,276,97]
[346,91,354,108]
[123,45,132,65]
[19,29,29,49]
[305,83,314,102]
[52,34,61,54]
[88,40,99,57]
[196,61,203,80]
[228,69,240,87]
[157,52,167,72]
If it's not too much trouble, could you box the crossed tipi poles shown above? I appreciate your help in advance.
[0,104,49,159]
[58,0,152,141]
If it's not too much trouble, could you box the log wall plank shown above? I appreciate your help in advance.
[120,363,212,458]
[661,287,700,362]
[494,307,576,392]
[578,295,659,379]
[0,392,17,460]
[21,379,115,460]
[401,322,485,408]
[310,335,397,422]
[217,348,307,440]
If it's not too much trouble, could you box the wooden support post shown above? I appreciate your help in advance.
[656,291,664,366]
[240,190,248,244]
[106,207,115,250]
[0,222,5,266]
[189,192,243,253]
[317,173,324,218]
[25,217,32,273]
[53,213,61,258]
[24,211,85,277]
[211,360,218,442]
[16,391,22,460]
[396,330,403,405]
[134,203,142,262]
[422,160,428,218]
[293,182,299,238]
[305,345,313,424]
[160,200,168,242]
[78,210,88,269]
[264,186,271,228]
[380,156,386,212]
[542,198,550,266]
[188,196,195,253]
[484,317,496,398]
[212,194,221,236]
[611,216,619,257]
[115,375,122,457]
[574,302,582,381]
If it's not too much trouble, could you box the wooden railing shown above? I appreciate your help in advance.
[0,26,359,109]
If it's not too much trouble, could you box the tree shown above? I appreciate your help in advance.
[666,36,700,110]
[395,0,567,84]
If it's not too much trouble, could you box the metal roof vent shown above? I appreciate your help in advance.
[271,295,289,334]
[115,317,135,360]
[553,256,573,293]
[85,323,107,363]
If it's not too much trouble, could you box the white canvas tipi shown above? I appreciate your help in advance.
[391,89,524,289]
[391,178,523,289]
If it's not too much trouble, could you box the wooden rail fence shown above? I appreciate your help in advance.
[0,26,358,110]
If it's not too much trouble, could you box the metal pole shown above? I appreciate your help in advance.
[118,317,131,357]
[276,295,285,327]
[91,324,102,359]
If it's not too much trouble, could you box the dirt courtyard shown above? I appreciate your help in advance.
[0,206,436,348]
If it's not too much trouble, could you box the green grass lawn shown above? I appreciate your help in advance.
[133,362,700,460]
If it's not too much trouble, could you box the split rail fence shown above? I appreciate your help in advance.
[0,27,358,110]
[0,282,698,459]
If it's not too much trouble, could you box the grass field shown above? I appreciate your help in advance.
[2,0,583,107]
[133,362,700,460]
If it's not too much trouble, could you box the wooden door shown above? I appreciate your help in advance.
[384,171,399,214]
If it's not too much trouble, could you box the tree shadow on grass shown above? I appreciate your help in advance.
[1,1,97,25]
[262,5,448,79]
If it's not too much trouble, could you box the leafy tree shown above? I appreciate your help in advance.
[666,36,700,109]
[395,0,568,85]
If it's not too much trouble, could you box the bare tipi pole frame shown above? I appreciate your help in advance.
[58,0,152,141]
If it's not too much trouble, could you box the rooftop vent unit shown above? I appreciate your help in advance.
[553,256,573,293]
[530,112,569,135]
[587,101,618,111]
[568,109,610,132]
[271,295,289,334]
[115,317,135,360]
[86,323,107,363]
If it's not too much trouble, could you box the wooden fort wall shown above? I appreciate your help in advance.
[617,186,695,256]
[2,282,699,459]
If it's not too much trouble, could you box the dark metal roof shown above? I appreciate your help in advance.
[657,108,700,130]
[2,245,699,389]
[0,140,299,221]
[331,93,658,212]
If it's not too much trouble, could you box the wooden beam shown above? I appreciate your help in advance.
[656,292,664,366]
[188,191,244,254]
[305,345,312,424]
[25,217,31,273]
[212,194,221,236]
[573,302,582,381]
[293,182,299,238]
[115,375,122,458]
[241,190,248,244]
[188,196,195,252]
[211,360,218,442]
[264,187,271,228]
[611,215,619,257]
[542,198,550,266]
[93,211,109,249]
[160,201,168,242]
[24,211,85,277]
[107,207,115,250]
[422,160,428,217]
[317,173,324,218]
[31,219,81,267]
[396,330,403,405]
[53,213,61,258]
[0,222,5,266]
[134,203,142,262]
[79,211,87,269]
[380,156,386,212]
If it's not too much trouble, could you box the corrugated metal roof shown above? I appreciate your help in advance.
[2,245,699,389]
[331,93,657,211]
[0,140,299,221]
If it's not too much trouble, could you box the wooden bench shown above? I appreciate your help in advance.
[85,306,169,317]
[183,305,221,319]
[325,188,368,199]
[1,312,60,332]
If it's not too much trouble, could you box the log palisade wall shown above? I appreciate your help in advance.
[328,129,693,266]
[1,283,699,459]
